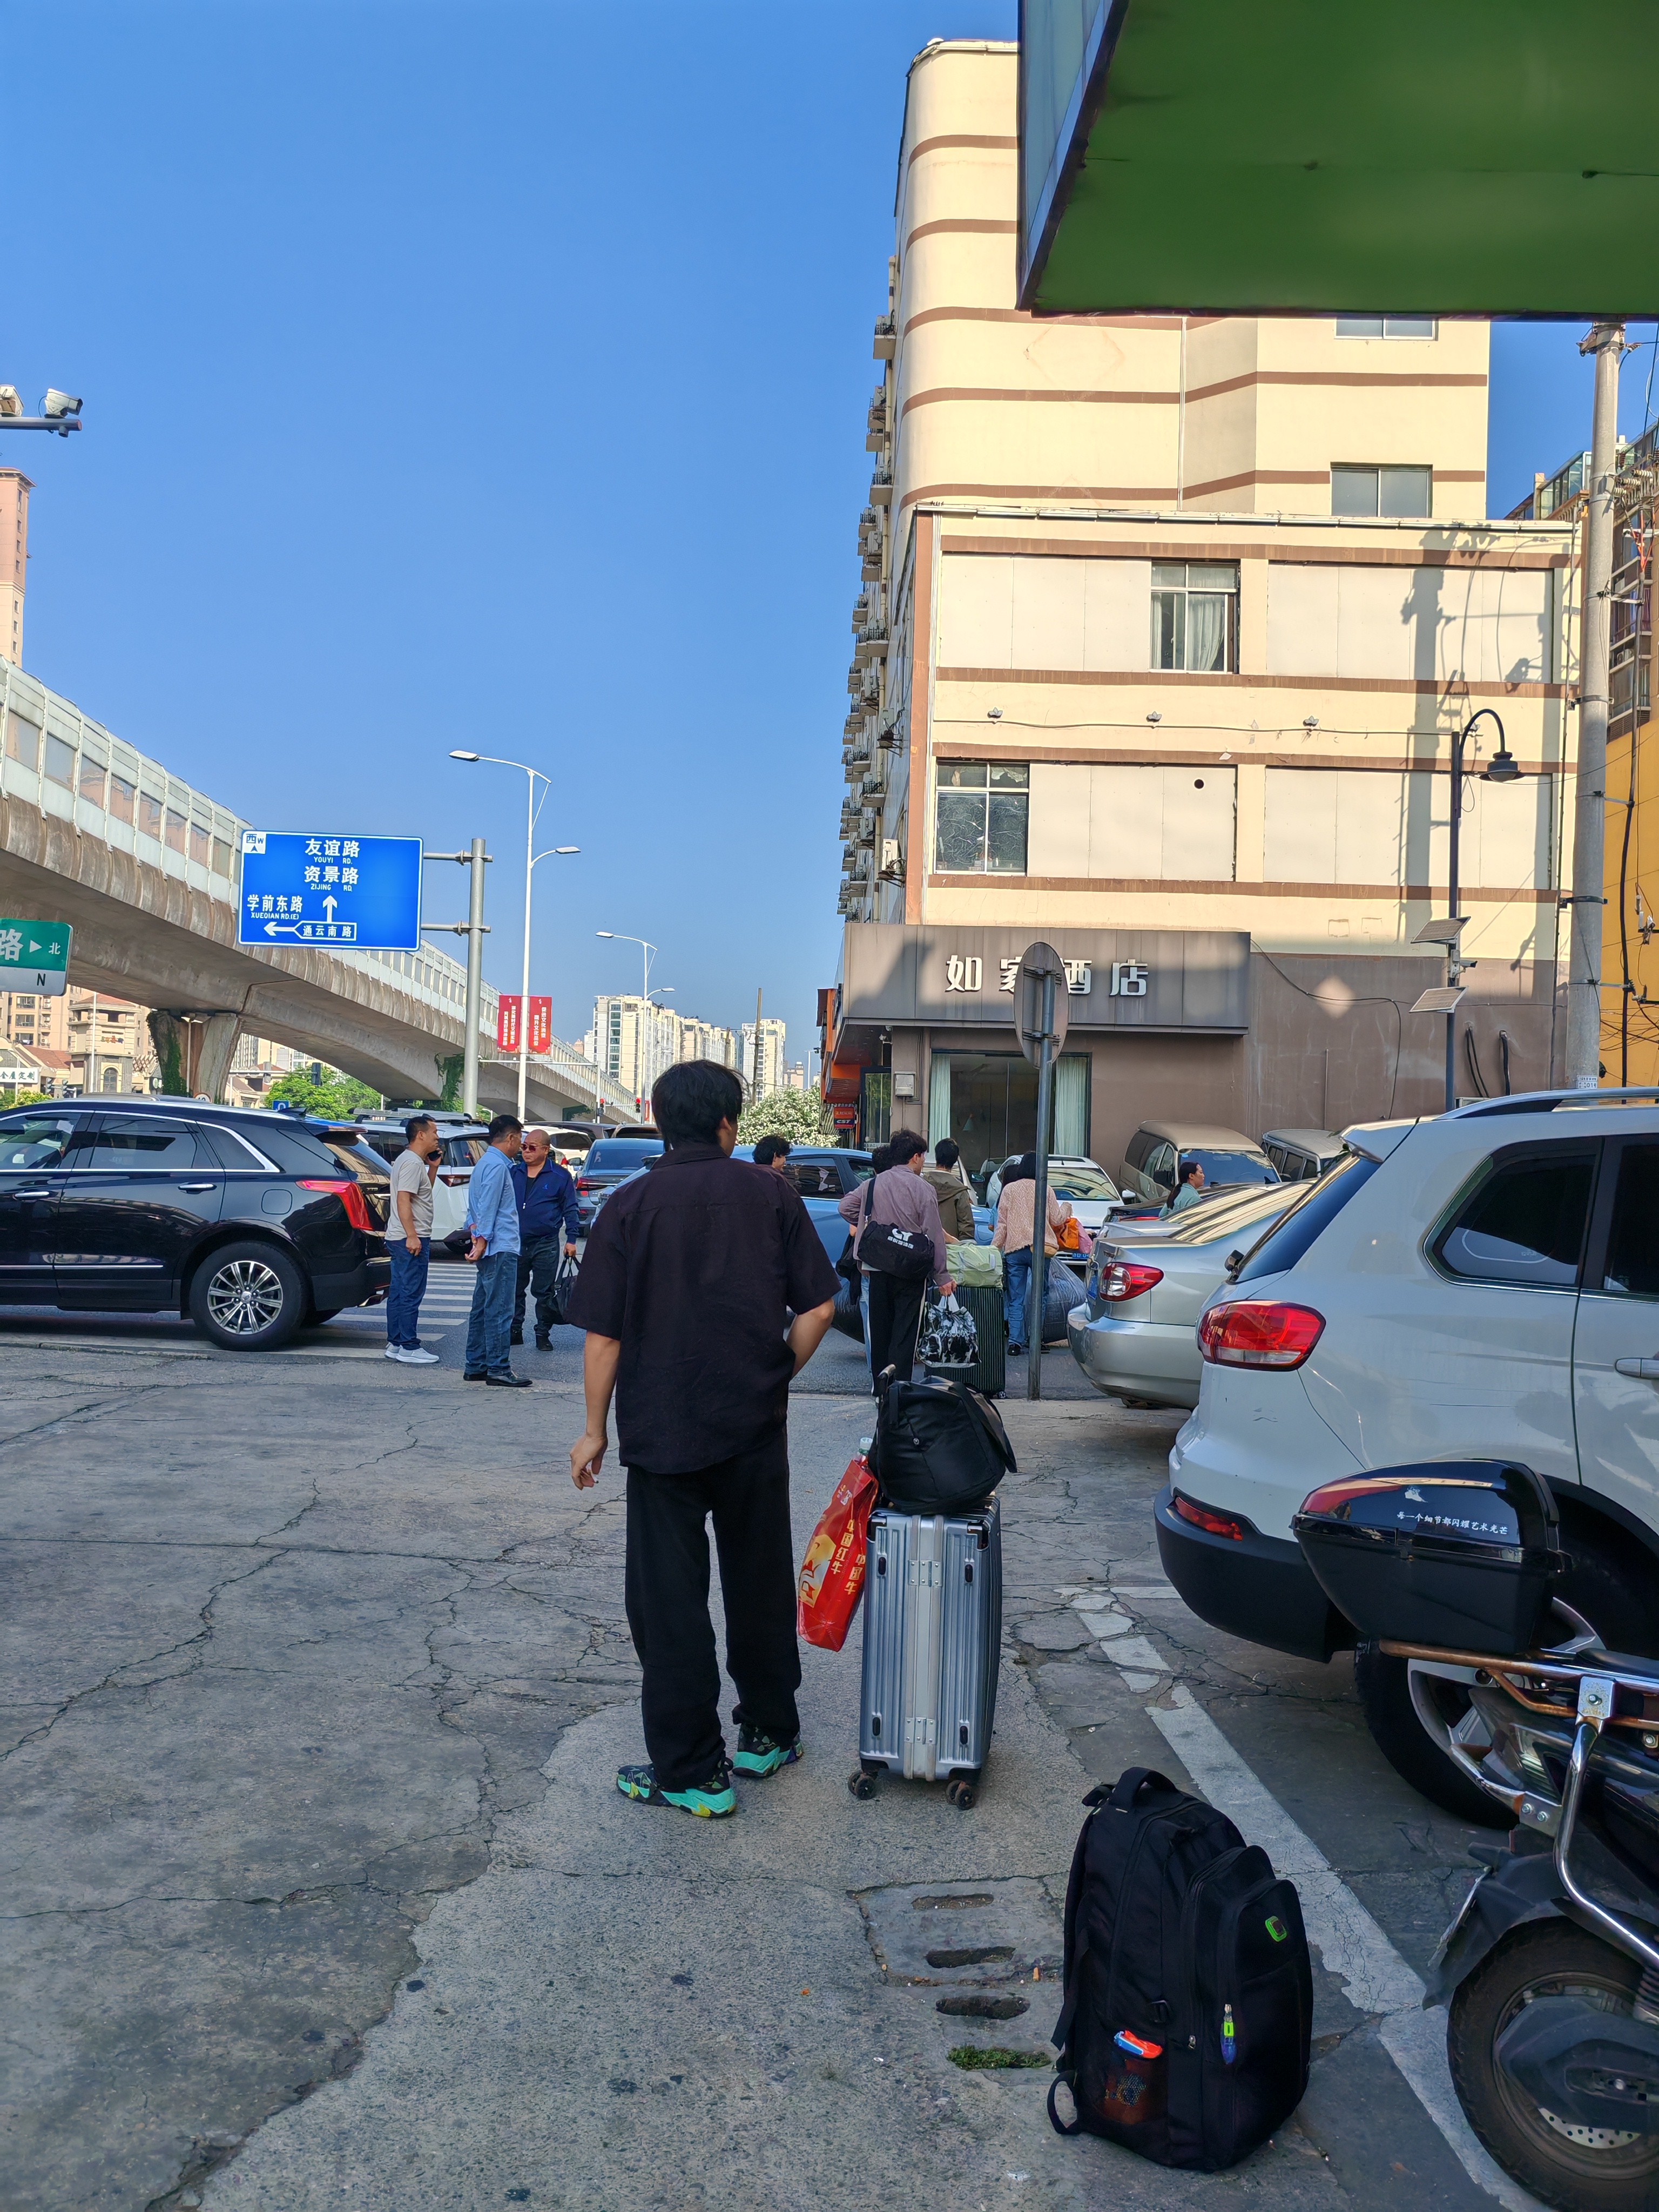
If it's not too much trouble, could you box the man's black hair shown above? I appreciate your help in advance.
[889,1129,927,1166]
[652,1060,744,1148]
[1179,1157,1204,1184]
[870,1144,893,1174]
[403,1113,436,1143]
[753,1133,792,1166]
[487,1112,523,1142]
[933,1138,960,1169]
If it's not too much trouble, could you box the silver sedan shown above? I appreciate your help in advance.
[1066,1183,1301,1408]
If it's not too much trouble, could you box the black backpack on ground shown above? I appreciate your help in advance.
[1049,1768,1311,2171]
[871,1372,1016,1514]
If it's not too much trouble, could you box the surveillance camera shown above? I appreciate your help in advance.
[41,390,82,419]
[0,388,20,418]
[1146,711,1163,724]
[987,707,1003,720]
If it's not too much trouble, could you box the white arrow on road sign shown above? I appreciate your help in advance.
[322,894,338,922]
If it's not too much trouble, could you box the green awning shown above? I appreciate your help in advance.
[1019,0,1659,316]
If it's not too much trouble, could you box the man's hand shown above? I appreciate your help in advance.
[405,1233,422,1256]
[466,1235,486,1263]
[939,1277,955,1297]
[564,1241,578,1259]
[570,1429,608,1489]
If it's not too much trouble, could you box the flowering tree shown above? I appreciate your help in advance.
[736,1086,834,1145]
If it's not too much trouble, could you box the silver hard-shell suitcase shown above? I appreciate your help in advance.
[851,1494,1001,1808]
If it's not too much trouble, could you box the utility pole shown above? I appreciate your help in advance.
[752,986,763,1098]
[423,840,491,1117]
[1566,322,1626,1090]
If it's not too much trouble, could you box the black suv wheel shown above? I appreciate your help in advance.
[189,1241,306,1351]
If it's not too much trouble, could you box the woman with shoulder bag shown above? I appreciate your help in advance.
[992,1153,1073,1355]
[836,1131,953,1390]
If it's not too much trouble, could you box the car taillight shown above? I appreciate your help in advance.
[1198,1300,1325,1369]
[1171,1491,1255,1541]
[576,1178,593,1194]
[1103,1262,1163,1302]
[437,1171,470,1187]
[299,1177,374,1233]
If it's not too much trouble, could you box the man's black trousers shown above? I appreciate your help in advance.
[514,1234,564,1338]
[866,1270,926,1386]
[624,1427,800,1791]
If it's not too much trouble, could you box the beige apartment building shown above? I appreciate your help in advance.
[827,38,1577,1176]
[0,988,156,1094]
[0,468,28,671]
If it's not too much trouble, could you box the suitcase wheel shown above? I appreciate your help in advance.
[849,1766,878,1800]
[946,1775,977,1810]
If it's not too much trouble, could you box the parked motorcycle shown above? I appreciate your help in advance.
[1292,1462,1659,2212]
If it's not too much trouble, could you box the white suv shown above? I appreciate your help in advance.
[1158,1091,1659,1822]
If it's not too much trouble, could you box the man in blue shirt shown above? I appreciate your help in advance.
[510,1127,581,1349]
[463,1112,529,1387]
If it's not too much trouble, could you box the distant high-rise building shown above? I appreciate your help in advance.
[677,1016,738,1068]
[740,1017,788,1100]
[594,994,684,1115]
[0,468,30,669]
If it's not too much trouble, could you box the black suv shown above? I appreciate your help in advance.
[0,1098,391,1351]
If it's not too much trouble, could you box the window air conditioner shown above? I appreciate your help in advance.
[880,840,903,878]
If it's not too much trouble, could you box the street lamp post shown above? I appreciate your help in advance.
[1415,710,1522,1112]
[595,931,658,1001]
[450,752,578,1121]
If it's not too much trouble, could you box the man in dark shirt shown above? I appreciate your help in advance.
[565,1060,839,1819]
[510,1128,581,1347]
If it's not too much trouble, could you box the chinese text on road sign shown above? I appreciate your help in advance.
[0,918,71,995]
[238,833,422,950]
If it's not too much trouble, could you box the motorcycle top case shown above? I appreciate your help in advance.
[859,1497,1001,1782]
[872,1373,1016,1515]
[1291,1459,1567,1657]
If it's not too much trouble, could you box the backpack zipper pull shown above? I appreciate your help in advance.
[1221,2002,1236,2065]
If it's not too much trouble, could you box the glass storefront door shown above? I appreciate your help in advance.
[929,1052,1090,1190]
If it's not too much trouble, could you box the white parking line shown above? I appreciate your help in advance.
[1064,1593,1549,2211]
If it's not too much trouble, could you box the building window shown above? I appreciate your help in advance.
[934,761,1029,873]
[1332,464,1433,518]
[44,734,75,788]
[1335,316,1438,339]
[1151,563,1238,672]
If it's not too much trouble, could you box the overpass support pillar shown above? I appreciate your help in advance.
[147,1011,241,1100]
[194,1013,241,1103]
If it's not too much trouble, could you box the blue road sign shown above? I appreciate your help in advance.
[238,832,422,951]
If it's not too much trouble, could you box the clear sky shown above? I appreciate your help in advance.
[3,1,1653,1070]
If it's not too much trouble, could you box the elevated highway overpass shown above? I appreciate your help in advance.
[0,661,632,1123]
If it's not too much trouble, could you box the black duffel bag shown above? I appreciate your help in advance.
[852,1178,936,1284]
[872,1372,1017,1514]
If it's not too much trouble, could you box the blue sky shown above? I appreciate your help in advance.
[3,1,1652,1069]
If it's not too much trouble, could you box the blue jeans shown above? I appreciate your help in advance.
[1003,1248,1034,1349]
[386,1237,430,1348]
[465,1249,519,1375]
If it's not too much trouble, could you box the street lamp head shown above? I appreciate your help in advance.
[1482,747,1522,785]
[555,845,579,854]
[595,930,614,940]
[449,750,481,762]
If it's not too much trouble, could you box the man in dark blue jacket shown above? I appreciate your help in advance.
[510,1127,581,1347]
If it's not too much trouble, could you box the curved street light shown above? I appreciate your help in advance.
[595,930,658,1000]
[1415,710,1525,1111]
[450,750,578,1118]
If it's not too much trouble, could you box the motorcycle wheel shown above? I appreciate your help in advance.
[1448,1920,1659,2212]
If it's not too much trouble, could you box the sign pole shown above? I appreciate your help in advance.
[464,837,486,1120]
[1027,968,1056,1401]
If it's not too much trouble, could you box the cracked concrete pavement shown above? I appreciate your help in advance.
[2,1311,1514,2211]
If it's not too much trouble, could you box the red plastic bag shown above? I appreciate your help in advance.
[798,1456,878,1651]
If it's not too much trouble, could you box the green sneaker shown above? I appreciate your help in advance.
[615,1759,736,1818]
[732,1725,804,1779]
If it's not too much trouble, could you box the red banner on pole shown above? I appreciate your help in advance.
[497,996,521,1052]
[528,996,552,1054]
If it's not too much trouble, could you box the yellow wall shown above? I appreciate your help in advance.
[1603,705,1659,1084]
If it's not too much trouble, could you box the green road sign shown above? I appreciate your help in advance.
[0,919,72,994]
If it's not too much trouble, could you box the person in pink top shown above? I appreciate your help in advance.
[836,1129,954,1387]
[992,1152,1074,1355]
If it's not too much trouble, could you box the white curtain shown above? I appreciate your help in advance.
[1186,591,1226,672]
[928,1055,952,1148]
[1053,1055,1088,1156]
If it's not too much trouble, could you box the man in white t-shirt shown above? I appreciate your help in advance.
[386,1114,442,1365]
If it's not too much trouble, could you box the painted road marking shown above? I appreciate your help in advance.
[1059,1585,1548,2212]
